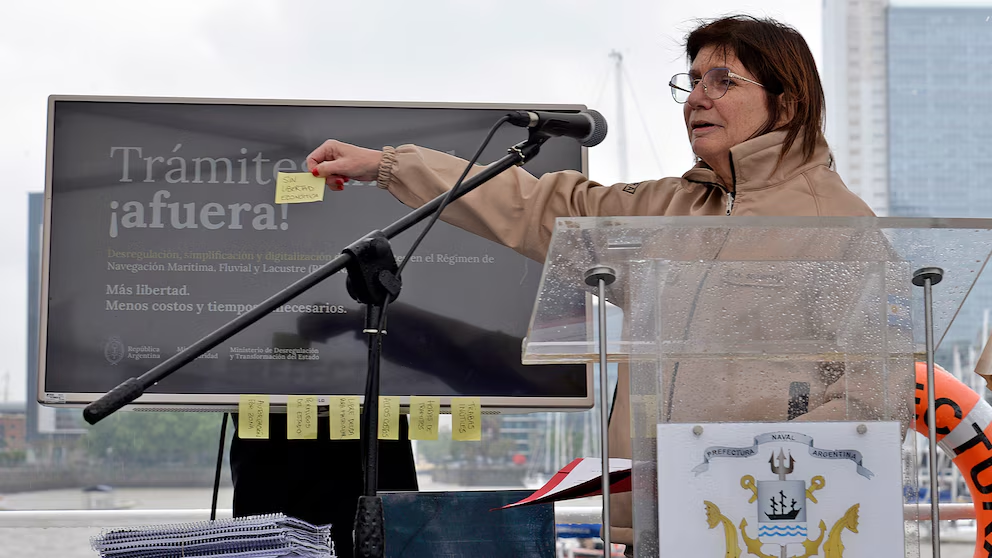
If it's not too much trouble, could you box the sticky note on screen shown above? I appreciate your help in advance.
[238,395,270,439]
[287,395,318,440]
[378,396,401,440]
[452,397,482,441]
[328,396,361,440]
[409,396,440,440]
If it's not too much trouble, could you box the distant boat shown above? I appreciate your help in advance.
[81,485,136,510]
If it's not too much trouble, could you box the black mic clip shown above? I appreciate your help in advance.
[342,230,401,309]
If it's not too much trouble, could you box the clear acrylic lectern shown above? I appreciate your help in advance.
[523,216,992,558]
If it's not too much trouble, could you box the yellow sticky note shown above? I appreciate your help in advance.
[328,396,360,440]
[238,395,270,439]
[275,172,326,204]
[452,397,482,441]
[287,396,318,440]
[409,396,440,440]
[378,396,400,440]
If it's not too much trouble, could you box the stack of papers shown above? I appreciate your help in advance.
[90,513,335,558]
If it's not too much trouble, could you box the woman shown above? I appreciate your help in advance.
[307,14,874,555]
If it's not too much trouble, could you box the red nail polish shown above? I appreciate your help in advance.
[311,168,319,176]
[335,178,345,187]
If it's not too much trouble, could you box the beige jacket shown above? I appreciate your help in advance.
[378,130,876,545]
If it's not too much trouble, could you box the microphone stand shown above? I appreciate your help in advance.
[341,231,399,558]
[82,131,551,558]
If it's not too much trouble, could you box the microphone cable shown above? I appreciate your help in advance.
[360,115,512,479]
[373,114,511,334]
[396,115,511,279]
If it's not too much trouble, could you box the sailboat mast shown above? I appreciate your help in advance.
[609,50,628,182]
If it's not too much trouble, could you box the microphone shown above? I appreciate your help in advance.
[506,109,608,147]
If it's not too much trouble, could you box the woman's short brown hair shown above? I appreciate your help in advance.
[686,15,825,163]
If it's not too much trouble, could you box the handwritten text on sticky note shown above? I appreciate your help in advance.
[275,172,326,204]
[238,395,270,439]
[378,396,401,440]
[409,396,440,440]
[329,396,360,440]
[452,397,482,441]
[287,395,318,440]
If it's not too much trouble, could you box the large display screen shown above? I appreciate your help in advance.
[41,97,591,411]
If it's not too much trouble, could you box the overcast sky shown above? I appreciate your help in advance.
[0,0,900,404]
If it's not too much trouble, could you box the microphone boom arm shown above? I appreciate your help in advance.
[82,134,549,425]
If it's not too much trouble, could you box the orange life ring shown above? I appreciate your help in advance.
[914,361,992,557]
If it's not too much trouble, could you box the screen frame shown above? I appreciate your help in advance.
[40,95,595,413]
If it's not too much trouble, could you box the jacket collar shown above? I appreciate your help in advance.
[682,130,831,192]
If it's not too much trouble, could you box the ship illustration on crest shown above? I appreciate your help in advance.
[765,490,802,521]
[755,450,808,545]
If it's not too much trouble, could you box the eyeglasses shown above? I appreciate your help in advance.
[669,67,764,104]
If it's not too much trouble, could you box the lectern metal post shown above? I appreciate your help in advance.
[585,265,617,556]
[914,266,945,558]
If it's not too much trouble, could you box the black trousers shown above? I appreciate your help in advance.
[230,413,418,558]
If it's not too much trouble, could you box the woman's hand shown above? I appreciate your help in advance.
[306,140,384,190]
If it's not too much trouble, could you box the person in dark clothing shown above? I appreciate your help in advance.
[230,414,418,558]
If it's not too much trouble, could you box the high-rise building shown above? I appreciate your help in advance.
[822,0,890,216]
[826,2,992,352]
[888,6,992,350]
